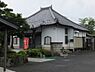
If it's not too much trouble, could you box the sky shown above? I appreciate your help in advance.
[2,0,95,23]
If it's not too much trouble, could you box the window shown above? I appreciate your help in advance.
[65,36,68,44]
[65,28,68,34]
[44,36,51,45]
[13,37,18,44]
[70,39,74,42]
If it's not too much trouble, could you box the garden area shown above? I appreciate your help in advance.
[0,48,57,67]
[0,48,28,67]
[0,47,72,67]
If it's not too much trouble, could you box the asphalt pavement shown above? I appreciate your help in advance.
[8,51,95,72]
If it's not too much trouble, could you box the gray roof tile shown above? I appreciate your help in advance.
[26,6,88,31]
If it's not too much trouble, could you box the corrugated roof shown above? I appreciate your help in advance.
[26,6,88,31]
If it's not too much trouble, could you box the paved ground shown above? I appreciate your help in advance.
[28,58,55,62]
[8,51,95,72]
[0,67,15,72]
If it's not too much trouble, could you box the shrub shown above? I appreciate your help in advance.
[7,50,28,66]
[41,49,52,57]
[7,51,17,66]
[7,51,17,58]
[28,48,53,57]
[17,51,27,57]
[27,48,42,57]
[17,51,28,63]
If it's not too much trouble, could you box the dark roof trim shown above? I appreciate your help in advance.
[40,23,88,32]
[57,22,88,32]
[0,17,18,29]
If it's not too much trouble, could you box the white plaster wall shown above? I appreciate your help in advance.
[68,28,74,49]
[42,26,60,45]
[74,31,86,37]
[42,26,73,49]
[41,26,87,50]
[56,27,65,43]
[42,26,67,49]
[42,26,65,44]
[68,28,74,39]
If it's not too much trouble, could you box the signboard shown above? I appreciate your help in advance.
[24,37,29,49]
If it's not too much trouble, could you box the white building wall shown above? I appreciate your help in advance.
[74,31,86,37]
[42,26,75,50]
[42,26,56,50]
[56,27,65,43]
[41,26,87,50]
[42,26,66,45]
[41,26,65,50]
[68,28,74,49]
[42,26,57,45]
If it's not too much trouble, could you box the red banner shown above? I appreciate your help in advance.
[24,37,29,49]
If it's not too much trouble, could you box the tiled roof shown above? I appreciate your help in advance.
[26,6,88,31]
[0,17,18,30]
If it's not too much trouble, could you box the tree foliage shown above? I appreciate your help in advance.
[0,0,30,37]
[79,17,95,34]
[0,1,30,47]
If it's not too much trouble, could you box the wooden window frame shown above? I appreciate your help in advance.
[13,37,18,44]
[44,36,51,45]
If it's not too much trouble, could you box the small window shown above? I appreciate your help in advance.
[13,37,18,44]
[70,39,74,42]
[65,36,68,44]
[44,36,51,45]
[65,28,68,34]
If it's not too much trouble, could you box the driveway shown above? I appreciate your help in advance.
[8,51,95,72]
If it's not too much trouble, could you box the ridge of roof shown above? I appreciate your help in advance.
[26,9,41,19]
[26,6,52,19]
[40,5,52,10]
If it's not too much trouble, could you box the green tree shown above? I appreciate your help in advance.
[79,17,95,34]
[0,1,30,48]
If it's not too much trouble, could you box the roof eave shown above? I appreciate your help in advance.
[0,17,19,29]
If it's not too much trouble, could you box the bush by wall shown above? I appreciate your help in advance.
[27,48,41,57]
[27,48,52,57]
[41,49,52,57]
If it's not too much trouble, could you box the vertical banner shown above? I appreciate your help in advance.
[24,37,29,49]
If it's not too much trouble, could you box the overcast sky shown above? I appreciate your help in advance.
[2,0,95,23]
